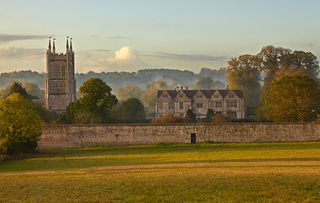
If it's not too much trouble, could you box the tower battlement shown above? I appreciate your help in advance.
[45,37,76,113]
[47,53,68,56]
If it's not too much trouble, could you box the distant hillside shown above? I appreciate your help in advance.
[0,70,46,89]
[0,68,226,91]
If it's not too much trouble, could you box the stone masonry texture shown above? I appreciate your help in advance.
[39,123,320,149]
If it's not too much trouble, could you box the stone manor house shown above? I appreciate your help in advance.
[156,88,246,120]
[45,37,76,113]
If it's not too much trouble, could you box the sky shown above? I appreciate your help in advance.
[0,0,320,73]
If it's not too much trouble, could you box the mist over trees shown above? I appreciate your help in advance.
[1,82,35,100]
[0,71,45,90]
[0,68,226,91]
[141,80,170,115]
[0,68,227,119]
[116,85,144,101]
[196,76,225,90]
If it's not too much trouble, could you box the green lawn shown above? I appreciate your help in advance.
[1,142,320,202]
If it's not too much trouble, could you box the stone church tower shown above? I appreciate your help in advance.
[45,37,76,113]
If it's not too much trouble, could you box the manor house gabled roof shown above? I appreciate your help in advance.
[157,89,244,99]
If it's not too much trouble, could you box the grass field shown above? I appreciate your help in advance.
[1,142,320,202]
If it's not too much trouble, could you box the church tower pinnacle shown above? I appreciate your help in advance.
[52,38,56,54]
[48,37,52,53]
[66,36,69,52]
[70,38,73,52]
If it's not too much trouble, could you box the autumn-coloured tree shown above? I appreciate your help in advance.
[258,46,291,85]
[227,54,262,108]
[0,93,42,156]
[258,46,319,84]
[261,75,320,122]
[152,114,191,124]
[212,114,229,124]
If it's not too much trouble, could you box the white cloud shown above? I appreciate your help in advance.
[108,47,137,62]
[104,47,148,72]
[79,46,147,73]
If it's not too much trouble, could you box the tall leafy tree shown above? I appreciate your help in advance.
[227,54,262,108]
[261,75,320,122]
[258,46,319,84]
[64,78,118,124]
[258,46,291,85]
[80,78,118,114]
[0,93,42,155]
[111,98,145,122]
[287,51,319,80]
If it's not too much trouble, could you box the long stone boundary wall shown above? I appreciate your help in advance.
[39,123,320,149]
